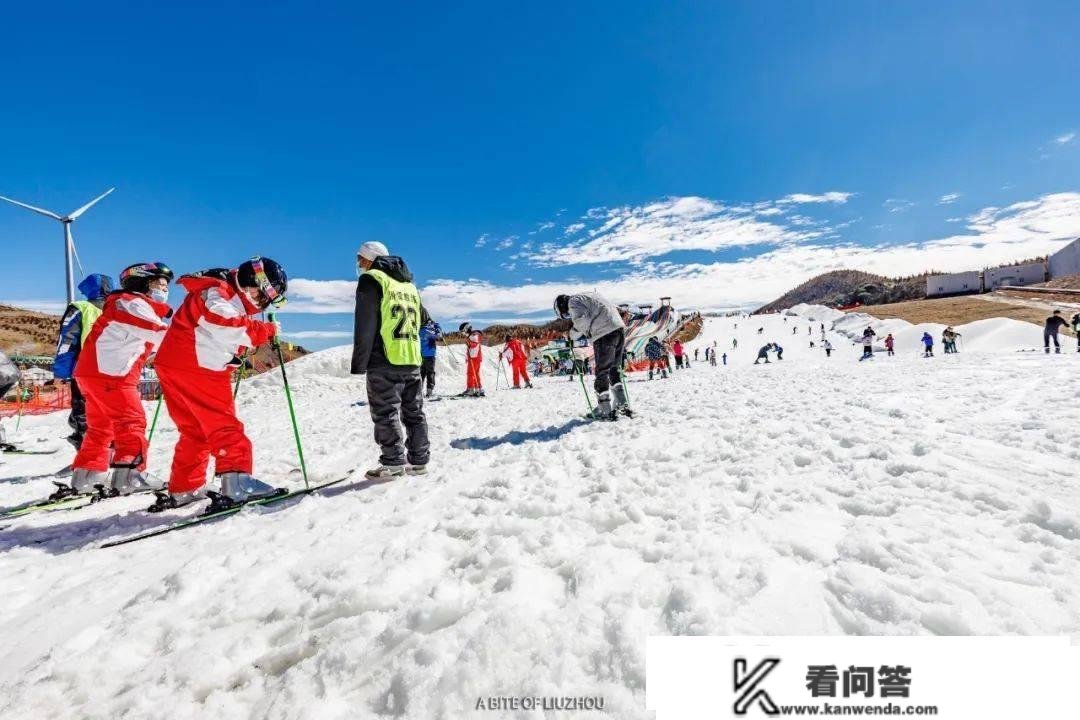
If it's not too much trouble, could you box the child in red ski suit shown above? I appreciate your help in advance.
[500,337,533,388]
[150,259,286,510]
[461,323,484,396]
[69,263,173,497]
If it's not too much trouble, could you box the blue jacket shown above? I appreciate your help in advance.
[53,274,114,380]
[645,338,665,360]
[419,322,442,359]
[921,332,933,347]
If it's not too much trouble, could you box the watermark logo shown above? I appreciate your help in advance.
[733,658,780,716]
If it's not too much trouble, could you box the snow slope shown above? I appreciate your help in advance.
[1,310,1079,719]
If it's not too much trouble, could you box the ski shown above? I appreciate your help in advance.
[0,485,159,519]
[1,449,60,456]
[101,473,355,548]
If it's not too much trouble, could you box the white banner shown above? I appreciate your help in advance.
[647,636,1080,719]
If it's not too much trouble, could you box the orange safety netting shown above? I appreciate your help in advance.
[0,384,72,418]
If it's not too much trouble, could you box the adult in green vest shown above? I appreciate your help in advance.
[351,241,430,479]
[54,273,114,448]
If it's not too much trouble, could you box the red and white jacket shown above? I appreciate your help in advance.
[466,331,483,360]
[500,338,527,363]
[74,292,171,381]
[155,275,276,374]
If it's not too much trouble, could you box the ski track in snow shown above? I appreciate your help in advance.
[1,309,1079,719]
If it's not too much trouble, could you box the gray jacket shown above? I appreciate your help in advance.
[567,292,625,340]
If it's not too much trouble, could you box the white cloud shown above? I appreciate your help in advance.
[938,193,961,205]
[0,299,68,315]
[496,236,517,250]
[563,223,586,236]
[884,198,915,213]
[945,217,963,223]
[777,191,853,204]
[1054,132,1075,146]
[474,234,489,248]
[527,195,834,267]
[536,221,555,231]
[286,192,1080,321]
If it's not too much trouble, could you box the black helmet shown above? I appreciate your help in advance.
[119,262,174,292]
[459,322,472,334]
[237,256,288,309]
[554,294,571,319]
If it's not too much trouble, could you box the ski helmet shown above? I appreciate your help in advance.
[459,322,472,334]
[237,256,288,309]
[119,262,174,293]
[554,294,571,319]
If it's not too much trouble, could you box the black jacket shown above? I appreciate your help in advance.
[1045,315,1068,333]
[351,255,424,374]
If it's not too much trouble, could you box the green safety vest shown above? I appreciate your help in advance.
[365,269,422,366]
[71,300,103,343]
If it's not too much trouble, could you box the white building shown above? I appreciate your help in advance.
[1049,238,1080,279]
[983,261,1047,290]
[926,271,981,297]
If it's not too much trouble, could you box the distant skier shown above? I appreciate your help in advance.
[500,335,533,389]
[694,348,700,362]
[1044,311,1068,354]
[721,352,727,365]
[754,344,771,364]
[673,340,685,369]
[861,326,876,359]
[419,316,442,398]
[150,257,287,511]
[733,338,738,349]
[792,326,797,335]
[645,336,667,379]
[457,323,485,395]
[554,292,630,420]
[757,327,764,335]
[1073,313,1080,352]
[921,331,934,357]
[774,343,784,360]
[884,333,895,356]
[68,263,173,499]
[823,339,833,357]
[53,273,113,449]
[942,327,961,354]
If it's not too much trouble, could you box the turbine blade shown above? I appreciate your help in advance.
[0,195,62,220]
[67,187,114,220]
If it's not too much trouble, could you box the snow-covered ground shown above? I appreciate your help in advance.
[1,309,1079,719]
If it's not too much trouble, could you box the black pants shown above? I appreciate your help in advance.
[1044,330,1060,349]
[366,366,430,467]
[420,356,436,393]
[592,329,625,396]
[69,378,88,438]
[674,355,684,369]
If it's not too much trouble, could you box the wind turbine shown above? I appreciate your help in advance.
[0,188,114,304]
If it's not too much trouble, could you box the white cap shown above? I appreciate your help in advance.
[358,241,389,262]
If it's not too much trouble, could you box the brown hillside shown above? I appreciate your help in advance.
[756,270,927,314]
[853,295,1076,336]
[0,304,61,355]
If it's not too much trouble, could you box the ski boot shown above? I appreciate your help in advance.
[147,488,208,513]
[69,468,110,495]
[588,392,617,422]
[525,382,533,388]
[612,383,634,418]
[365,464,406,480]
[425,387,434,399]
[217,472,284,503]
[405,464,428,476]
[109,466,165,496]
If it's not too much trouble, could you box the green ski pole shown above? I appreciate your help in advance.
[568,336,593,415]
[147,394,163,442]
[232,351,247,399]
[268,312,309,489]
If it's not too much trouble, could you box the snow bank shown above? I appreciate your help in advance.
[1,312,1079,719]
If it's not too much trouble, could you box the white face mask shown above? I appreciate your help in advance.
[149,288,169,303]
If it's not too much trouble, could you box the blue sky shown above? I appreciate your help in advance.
[2,1,1079,349]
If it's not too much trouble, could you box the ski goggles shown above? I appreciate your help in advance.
[251,258,287,308]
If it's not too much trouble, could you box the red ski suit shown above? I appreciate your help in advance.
[154,275,277,493]
[465,331,483,390]
[72,292,171,472]
[500,338,531,388]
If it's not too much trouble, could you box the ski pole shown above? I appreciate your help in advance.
[268,312,309,489]
[568,336,593,414]
[232,351,248,399]
[147,394,163,442]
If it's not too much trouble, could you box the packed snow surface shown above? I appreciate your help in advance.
[1,309,1079,719]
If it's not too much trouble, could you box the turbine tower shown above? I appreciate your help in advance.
[0,188,114,304]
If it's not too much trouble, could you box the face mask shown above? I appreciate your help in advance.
[149,288,169,303]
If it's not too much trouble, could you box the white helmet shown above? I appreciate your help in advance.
[358,241,389,262]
